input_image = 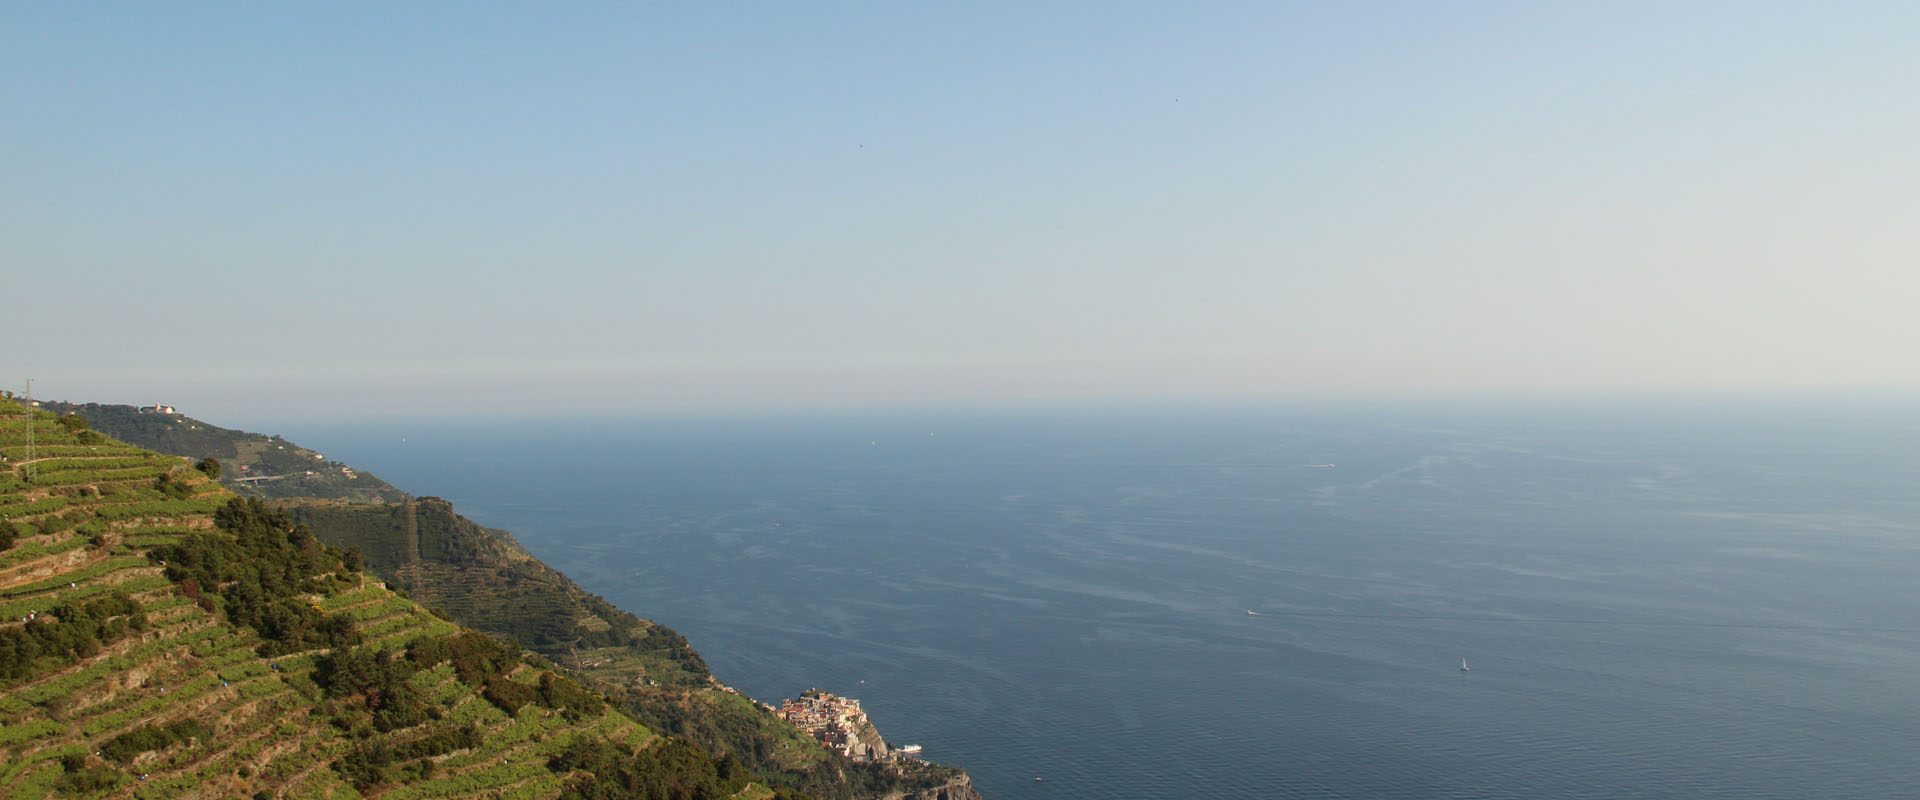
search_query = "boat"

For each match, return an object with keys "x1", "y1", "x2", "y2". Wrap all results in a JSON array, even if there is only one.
[
  {"x1": 1460, "y1": 658, "x2": 1469, "y2": 672},
  {"x1": 1246, "y1": 609, "x2": 1258, "y2": 616},
  {"x1": 898, "y1": 744, "x2": 922, "y2": 755}
]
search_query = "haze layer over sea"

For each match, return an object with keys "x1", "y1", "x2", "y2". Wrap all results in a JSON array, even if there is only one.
[{"x1": 289, "y1": 399, "x2": 1920, "y2": 799}]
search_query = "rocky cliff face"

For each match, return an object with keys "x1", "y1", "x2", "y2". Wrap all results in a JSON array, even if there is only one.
[{"x1": 845, "y1": 714, "x2": 889, "y2": 762}]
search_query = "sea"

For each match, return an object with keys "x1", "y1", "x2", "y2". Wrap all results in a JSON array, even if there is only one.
[{"x1": 280, "y1": 398, "x2": 1920, "y2": 799}]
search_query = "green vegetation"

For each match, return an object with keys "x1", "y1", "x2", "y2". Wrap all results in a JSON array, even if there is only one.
[
  {"x1": 54, "y1": 753, "x2": 125, "y2": 794},
  {"x1": 549, "y1": 737, "x2": 774, "y2": 800},
  {"x1": 151, "y1": 469, "x2": 196, "y2": 498},
  {"x1": 332, "y1": 722, "x2": 482, "y2": 791},
  {"x1": 148, "y1": 498, "x2": 359, "y2": 656},
  {"x1": 314, "y1": 644, "x2": 438, "y2": 731},
  {"x1": 100, "y1": 719, "x2": 210, "y2": 763},
  {"x1": 0, "y1": 591, "x2": 146, "y2": 686}
]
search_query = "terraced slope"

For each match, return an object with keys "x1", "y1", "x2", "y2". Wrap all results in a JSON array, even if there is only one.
[
  {"x1": 36, "y1": 402, "x2": 405, "y2": 504},
  {"x1": 0, "y1": 399, "x2": 781, "y2": 800}
]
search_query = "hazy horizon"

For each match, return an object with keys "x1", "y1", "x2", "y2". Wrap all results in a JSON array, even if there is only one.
[{"x1": 7, "y1": 3, "x2": 1917, "y2": 419}]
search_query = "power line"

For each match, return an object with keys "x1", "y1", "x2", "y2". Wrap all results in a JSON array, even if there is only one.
[{"x1": 22, "y1": 377, "x2": 31, "y2": 481}]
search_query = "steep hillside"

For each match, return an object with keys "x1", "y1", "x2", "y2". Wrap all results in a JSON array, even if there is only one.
[
  {"x1": 282, "y1": 500, "x2": 692, "y2": 666},
  {"x1": 37, "y1": 403, "x2": 406, "y2": 504},
  {"x1": 51, "y1": 402, "x2": 979, "y2": 800},
  {"x1": 0, "y1": 398, "x2": 790, "y2": 799}
]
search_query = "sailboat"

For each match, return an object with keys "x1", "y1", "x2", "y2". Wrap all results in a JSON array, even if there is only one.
[{"x1": 1460, "y1": 658, "x2": 1470, "y2": 673}]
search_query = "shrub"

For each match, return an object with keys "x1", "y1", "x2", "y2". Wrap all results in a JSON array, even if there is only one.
[
  {"x1": 153, "y1": 472, "x2": 195, "y2": 499},
  {"x1": 314, "y1": 646, "x2": 438, "y2": 732},
  {"x1": 100, "y1": 719, "x2": 209, "y2": 763},
  {"x1": 331, "y1": 722, "x2": 482, "y2": 791},
  {"x1": 55, "y1": 761, "x2": 124, "y2": 794},
  {"x1": 0, "y1": 591, "x2": 145, "y2": 686},
  {"x1": 538, "y1": 672, "x2": 604, "y2": 719},
  {"x1": 482, "y1": 676, "x2": 537, "y2": 714}
]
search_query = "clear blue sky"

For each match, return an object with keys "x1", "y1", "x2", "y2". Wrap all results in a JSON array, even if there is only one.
[{"x1": 6, "y1": 2, "x2": 1917, "y2": 420}]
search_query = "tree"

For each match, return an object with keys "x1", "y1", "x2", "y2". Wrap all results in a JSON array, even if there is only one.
[
  {"x1": 56, "y1": 414, "x2": 89, "y2": 433},
  {"x1": 195, "y1": 457, "x2": 222, "y2": 478}
]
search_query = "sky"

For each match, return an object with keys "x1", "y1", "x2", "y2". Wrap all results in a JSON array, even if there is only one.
[{"x1": 4, "y1": 2, "x2": 1917, "y2": 421}]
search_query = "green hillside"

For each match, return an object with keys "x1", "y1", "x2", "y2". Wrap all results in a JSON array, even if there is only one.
[
  {"x1": 46, "y1": 402, "x2": 977, "y2": 800},
  {"x1": 0, "y1": 397, "x2": 794, "y2": 800},
  {"x1": 36, "y1": 403, "x2": 406, "y2": 505}
]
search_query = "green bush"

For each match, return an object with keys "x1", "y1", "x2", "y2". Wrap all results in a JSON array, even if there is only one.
[
  {"x1": 100, "y1": 719, "x2": 209, "y2": 763},
  {"x1": 538, "y1": 672, "x2": 604, "y2": 719},
  {"x1": 0, "y1": 591, "x2": 145, "y2": 686},
  {"x1": 55, "y1": 759, "x2": 124, "y2": 794},
  {"x1": 153, "y1": 471, "x2": 195, "y2": 499},
  {"x1": 313, "y1": 645, "x2": 438, "y2": 731},
  {"x1": 482, "y1": 676, "x2": 538, "y2": 714},
  {"x1": 331, "y1": 722, "x2": 483, "y2": 791}
]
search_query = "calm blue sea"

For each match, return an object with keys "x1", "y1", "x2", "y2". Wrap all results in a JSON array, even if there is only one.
[{"x1": 281, "y1": 399, "x2": 1920, "y2": 799}]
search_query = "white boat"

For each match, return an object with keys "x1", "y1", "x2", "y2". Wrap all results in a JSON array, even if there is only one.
[
  {"x1": 1460, "y1": 658, "x2": 1470, "y2": 672},
  {"x1": 898, "y1": 744, "x2": 922, "y2": 755}
]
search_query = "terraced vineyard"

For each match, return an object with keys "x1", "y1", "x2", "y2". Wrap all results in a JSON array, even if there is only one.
[
  {"x1": 0, "y1": 399, "x2": 778, "y2": 800},
  {"x1": 33, "y1": 402, "x2": 406, "y2": 505}
]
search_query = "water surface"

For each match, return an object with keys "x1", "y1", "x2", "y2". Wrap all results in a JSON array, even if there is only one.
[{"x1": 287, "y1": 401, "x2": 1920, "y2": 799}]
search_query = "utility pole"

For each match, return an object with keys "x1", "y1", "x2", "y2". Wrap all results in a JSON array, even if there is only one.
[{"x1": 22, "y1": 378, "x2": 32, "y2": 480}]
